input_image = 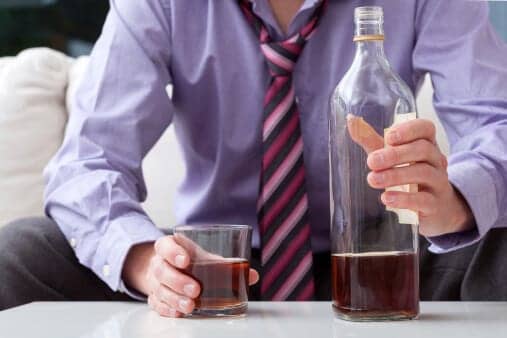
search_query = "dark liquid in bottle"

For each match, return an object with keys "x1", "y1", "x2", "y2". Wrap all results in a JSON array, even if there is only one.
[
  {"x1": 331, "y1": 251, "x2": 419, "y2": 320},
  {"x1": 185, "y1": 259, "x2": 250, "y2": 310}
]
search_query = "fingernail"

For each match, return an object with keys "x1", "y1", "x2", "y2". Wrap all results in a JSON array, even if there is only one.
[
  {"x1": 178, "y1": 298, "x2": 190, "y2": 311},
  {"x1": 184, "y1": 284, "x2": 196, "y2": 297},
  {"x1": 252, "y1": 272, "x2": 260, "y2": 285},
  {"x1": 175, "y1": 254, "x2": 186, "y2": 267},
  {"x1": 388, "y1": 130, "x2": 401, "y2": 143},
  {"x1": 382, "y1": 194, "x2": 396, "y2": 204},
  {"x1": 372, "y1": 153, "x2": 384, "y2": 166}
]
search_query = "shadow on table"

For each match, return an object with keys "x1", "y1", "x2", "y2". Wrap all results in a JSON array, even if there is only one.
[
  {"x1": 246, "y1": 307, "x2": 295, "y2": 317},
  {"x1": 417, "y1": 312, "x2": 463, "y2": 321}
]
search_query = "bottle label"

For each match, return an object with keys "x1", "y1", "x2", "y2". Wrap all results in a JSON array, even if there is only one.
[{"x1": 384, "y1": 113, "x2": 419, "y2": 225}]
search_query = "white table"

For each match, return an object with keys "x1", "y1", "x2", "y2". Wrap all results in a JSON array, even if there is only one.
[{"x1": 0, "y1": 302, "x2": 506, "y2": 338}]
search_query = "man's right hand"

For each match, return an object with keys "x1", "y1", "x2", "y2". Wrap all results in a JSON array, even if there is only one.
[
  {"x1": 122, "y1": 236, "x2": 201, "y2": 317},
  {"x1": 122, "y1": 235, "x2": 259, "y2": 318}
]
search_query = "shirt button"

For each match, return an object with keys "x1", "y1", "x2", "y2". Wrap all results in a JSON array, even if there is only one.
[
  {"x1": 103, "y1": 265, "x2": 111, "y2": 277},
  {"x1": 166, "y1": 84, "x2": 174, "y2": 100},
  {"x1": 69, "y1": 238, "x2": 77, "y2": 248}
]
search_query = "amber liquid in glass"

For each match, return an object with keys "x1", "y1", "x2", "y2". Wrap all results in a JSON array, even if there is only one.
[
  {"x1": 185, "y1": 258, "x2": 249, "y2": 310},
  {"x1": 331, "y1": 251, "x2": 419, "y2": 320}
]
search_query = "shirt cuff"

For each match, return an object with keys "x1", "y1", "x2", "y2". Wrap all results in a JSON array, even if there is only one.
[
  {"x1": 427, "y1": 159, "x2": 499, "y2": 253},
  {"x1": 91, "y1": 214, "x2": 165, "y2": 292},
  {"x1": 118, "y1": 280, "x2": 148, "y2": 302}
]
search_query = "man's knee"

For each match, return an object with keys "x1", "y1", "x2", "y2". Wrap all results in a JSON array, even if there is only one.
[
  {"x1": 0, "y1": 217, "x2": 66, "y2": 309},
  {"x1": 461, "y1": 228, "x2": 507, "y2": 300},
  {"x1": 0, "y1": 217, "x2": 63, "y2": 258},
  {"x1": 0, "y1": 217, "x2": 71, "y2": 273}
]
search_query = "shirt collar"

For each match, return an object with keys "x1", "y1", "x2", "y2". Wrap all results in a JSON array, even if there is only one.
[{"x1": 246, "y1": 0, "x2": 325, "y2": 39}]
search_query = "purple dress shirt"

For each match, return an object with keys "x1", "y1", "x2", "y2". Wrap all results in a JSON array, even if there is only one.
[{"x1": 44, "y1": 0, "x2": 507, "y2": 294}]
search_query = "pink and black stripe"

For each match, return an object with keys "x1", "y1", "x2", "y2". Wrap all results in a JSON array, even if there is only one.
[{"x1": 240, "y1": 0, "x2": 327, "y2": 301}]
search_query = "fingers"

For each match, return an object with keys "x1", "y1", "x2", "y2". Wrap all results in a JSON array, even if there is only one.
[
  {"x1": 346, "y1": 114, "x2": 384, "y2": 154},
  {"x1": 367, "y1": 163, "x2": 447, "y2": 191},
  {"x1": 151, "y1": 255, "x2": 201, "y2": 298},
  {"x1": 148, "y1": 294, "x2": 182, "y2": 317},
  {"x1": 148, "y1": 295, "x2": 183, "y2": 317},
  {"x1": 147, "y1": 252, "x2": 200, "y2": 317},
  {"x1": 385, "y1": 119, "x2": 436, "y2": 146},
  {"x1": 152, "y1": 282, "x2": 195, "y2": 315},
  {"x1": 368, "y1": 139, "x2": 447, "y2": 171},
  {"x1": 249, "y1": 269, "x2": 260, "y2": 286},
  {"x1": 381, "y1": 191, "x2": 437, "y2": 216},
  {"x1": 155, "y1": 236, "x2": 190, "y2": 269}
]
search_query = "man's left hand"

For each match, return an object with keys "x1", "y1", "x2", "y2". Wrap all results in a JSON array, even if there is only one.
[{"x1": 347, "y1": 116, "x2": 474, "y2": 237}]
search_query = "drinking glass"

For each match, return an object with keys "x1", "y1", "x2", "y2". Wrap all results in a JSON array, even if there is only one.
[{"x1": 173, "y1": 224, "x2": 252, "y2": 317}]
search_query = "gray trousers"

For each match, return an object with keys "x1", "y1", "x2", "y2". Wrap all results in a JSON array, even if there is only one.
[{"x1": 1, "y1": 217, "x2": 507, "y2": 311}]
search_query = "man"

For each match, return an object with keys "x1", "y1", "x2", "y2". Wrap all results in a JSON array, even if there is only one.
[{"x1": 1, "y1": 0, "x2": 507, "y2": 318}]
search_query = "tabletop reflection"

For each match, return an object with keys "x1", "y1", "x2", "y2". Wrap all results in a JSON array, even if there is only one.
[{"x1": 77, "y1": 302, "x2": 330, "y2": 338}]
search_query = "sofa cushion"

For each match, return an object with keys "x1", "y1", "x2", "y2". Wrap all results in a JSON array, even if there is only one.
[
  {"x1": 0, "y1": 57, "x2": 14, "y2": 72},
  {"x1": 0, "y1": 48, "x2": 72, "y2": 227}
]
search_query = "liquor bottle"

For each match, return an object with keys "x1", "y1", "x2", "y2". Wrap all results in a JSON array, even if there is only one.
[{"x1": 329, "y1": 6, "x2": 419, "y2": 321}]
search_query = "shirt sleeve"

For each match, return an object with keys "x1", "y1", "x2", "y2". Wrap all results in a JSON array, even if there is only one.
[
  {"x1": 413, "y1": 0, "x2": 507, "y2": 253},
  {"x1": 43, "y1": 0, "x2": 173, "y2": 291}
]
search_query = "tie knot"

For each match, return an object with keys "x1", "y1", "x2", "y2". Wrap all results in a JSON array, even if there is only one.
[
  {"x1": 240, "y1": 0, "x2": 328, "y2": 77},
  {"x1": 261, "y1": 38, "x2": 304, "y2": 77}
]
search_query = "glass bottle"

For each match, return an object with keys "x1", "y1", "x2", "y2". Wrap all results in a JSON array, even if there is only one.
[{"x1": 329, "y1": 6, "x2": 419, "y2": 321}]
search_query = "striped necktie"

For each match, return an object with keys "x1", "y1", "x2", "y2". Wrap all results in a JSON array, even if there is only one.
[{"x1": 239, "y1": 0, "x2": 327, "y2": 301}]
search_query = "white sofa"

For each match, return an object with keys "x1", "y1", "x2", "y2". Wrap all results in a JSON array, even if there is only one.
[{"x1": 0, "y1": 48, "x2": 448, "y2": 228}]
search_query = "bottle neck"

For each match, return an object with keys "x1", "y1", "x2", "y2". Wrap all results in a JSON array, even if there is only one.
[
  {"x1": 354, "y1": 19, "x2": 383, "y2": 37},
  {"x1": 354, "y1": 39, "x2": 386, "y2": 60},
  {"x1": 353, "y1": 20, "x2": 387, "y2": 62}
]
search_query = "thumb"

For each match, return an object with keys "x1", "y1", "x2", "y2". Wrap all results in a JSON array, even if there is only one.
[
  {"x1": 346, "y1": 114, "x2": 384, "y2": 154},
  {"x1": 248, "y1": 269, "x2": 260, "y2": 286}
]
